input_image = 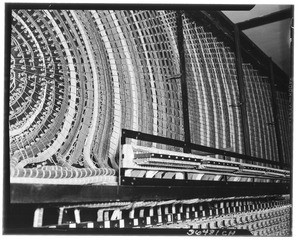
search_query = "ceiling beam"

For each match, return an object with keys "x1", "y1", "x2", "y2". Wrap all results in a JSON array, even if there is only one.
[
  {"x1": 237, "y1": 8, "x2": 293, "y2": 30},
  {"x1": 5, "y1": 3, "x2": 255, "y2": 11}
]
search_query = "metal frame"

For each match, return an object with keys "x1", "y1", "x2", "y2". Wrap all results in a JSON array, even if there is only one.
[
  {"x1": 10, "y1": 183, "x2": 290, "y2": 204},
  {"x1": 185, "y1": 10, "x2": 290, "y2": 93},
  {"x1": 121, "y1": 129, "x2": 289, "y2": 169},
  {"x1": 269, "y1": 59, "x2": 284, "y2": 164},
  {"x1": 8, "y1": 186, "x2": 289, "y2": 233},
  {"x1": 237, "y1": 8, "x2": 293, "y2": 30},
  {"x1": 121, "y1": 10, "x2": 292, "y2": 168},
  {"x1": 179, "y1": 10, "x2": 291, "y2": 167},
  {"x1": 5, "y1": 6, "x2": 292, "y2": 232},
  {"x1": 233, "y1": 25, "x2": 251, "y2": 157},
  {"x1": 176, "y1": 10, "x2": 191, "y2": 153}
]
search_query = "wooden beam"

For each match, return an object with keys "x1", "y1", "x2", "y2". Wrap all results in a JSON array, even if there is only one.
[{"x1": 237, "y1": 8, "x2": 293, "y2": 30}]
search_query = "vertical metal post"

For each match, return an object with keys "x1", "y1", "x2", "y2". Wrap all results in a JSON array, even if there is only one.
[
  {"x1": 288, "y1": 11, "x2": 293, "y2": 168},
  {"x1": 119, "y1": 130, "x2": 126, "y2": 185},
  {"x1": 269, "y1": 59, "x2": 284, "y2": 168},
  {"x1": 233, "y1": 25, "x2": 251, "y2": 157},
  {"x1": 176, "y1": 11, "x2": 191, "y2": 153}
]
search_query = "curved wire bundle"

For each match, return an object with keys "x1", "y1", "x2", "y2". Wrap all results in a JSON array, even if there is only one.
[{"x1": 9, "y1": 10, "x2": 291, "y2": 184}]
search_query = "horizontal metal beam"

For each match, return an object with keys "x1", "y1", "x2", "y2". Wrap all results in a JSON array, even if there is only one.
[
  {"x1": 5, "y1": 3, "x2": 255, "y2": 11},
  {"x1": 122, "y1": 129, "x2": 289, "y2": 168},
  {"x1": 10, "y1": 183, "x2": 290, "y2": 204},
  {"x1": 121, "y1": 175, "x2": 289, "y2": 187},
  {"x1": 237, "y1": 8, "x2": 293, "y2": 30}
]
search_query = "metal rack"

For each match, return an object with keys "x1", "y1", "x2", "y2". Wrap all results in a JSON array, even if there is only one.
[{"x1": 5, "y1": 4, "x2": 292, "y2": 233}]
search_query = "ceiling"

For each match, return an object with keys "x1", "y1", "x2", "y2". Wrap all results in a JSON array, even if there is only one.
[{"x1": 223, "y1": 5, "x2": 292, "y2": 75}]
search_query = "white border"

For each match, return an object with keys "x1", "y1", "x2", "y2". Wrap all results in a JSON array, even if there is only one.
[{"x1": 0, "y1": 1, "x2": 298, "y2": 241}]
